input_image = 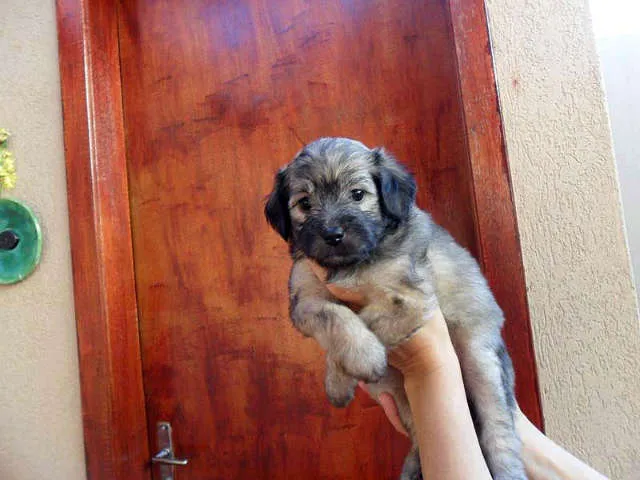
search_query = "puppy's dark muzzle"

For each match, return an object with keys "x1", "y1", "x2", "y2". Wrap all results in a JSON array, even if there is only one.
[{"x1": 322, "y1": 226, "x2": 344, "y2": 246}]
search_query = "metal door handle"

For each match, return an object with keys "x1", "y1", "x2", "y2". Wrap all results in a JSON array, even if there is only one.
[
  {"x1": 152, "y1": 422, "x2": 189, "y2": 480},
  {"x1": 152, "y1": 447, "x2": 189, "y2": 466}
]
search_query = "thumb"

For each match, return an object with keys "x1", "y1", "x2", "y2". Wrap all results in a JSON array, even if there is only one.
[
  {"x1": 378, "y1": 392, "x2": 409, "y2": 437},
  {"x1": 359, "y1": 382, "x2": 408, "y2": 437}
]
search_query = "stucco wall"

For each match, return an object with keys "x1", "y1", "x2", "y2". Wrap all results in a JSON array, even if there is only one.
[
  {"x1": 0, "y1": 2, "x2": 87, "y2": 480},
  {"x1": 485, "y1": 0, "x2": 640, "y2": 478}
]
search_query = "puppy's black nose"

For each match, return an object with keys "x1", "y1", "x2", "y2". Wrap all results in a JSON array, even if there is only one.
[{"x1": 322, "y1": 226, "x2": 344, "y2": 246}]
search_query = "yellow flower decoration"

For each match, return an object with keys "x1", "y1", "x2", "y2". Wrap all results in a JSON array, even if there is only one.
[{"x1": 0, "y1": 129, "x2": 17, "y2": 192}]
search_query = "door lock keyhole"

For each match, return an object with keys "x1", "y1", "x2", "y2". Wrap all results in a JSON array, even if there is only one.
[{"x1": 0, "y1": 230, "x2": 20, "y2": 251}]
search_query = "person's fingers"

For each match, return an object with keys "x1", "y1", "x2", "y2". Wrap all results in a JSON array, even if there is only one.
[
  {"x1": 307, "y1": 259, "x2": 367, "y2": 310},
  {"x1": 358, "y1": 382, "x2": 408, "y2": 437},
  {"x1": 378, "y1": 392, "x2": 409, "y2": 436},
  {"x1": 387, "y1": 309, "x2": 458, "y2": 379},
  {"x1": 307, "y1": 259, "x2": 328, "y2": 282}
]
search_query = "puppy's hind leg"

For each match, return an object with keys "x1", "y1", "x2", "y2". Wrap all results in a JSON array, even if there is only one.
[
  {"x1": 400, "y1": 445, "x2": 422, "y2": 480},
  {"x1": 365, "y1": 368, "x2": 421, "y2": 480},
  {"x1": 455, "y1": 337, "x2": 526, "y2": 480}
]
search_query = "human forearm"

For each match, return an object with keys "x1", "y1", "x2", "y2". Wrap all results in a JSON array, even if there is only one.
[
  {"x1": 515, "y1": 408, "x2": 609, "y2": 480},
  {"x1": 398, "y1": 318, "x2": 492, "y2": 480},
  {"x1": 307, "y1": 260, "x2": 608, "y2": 480}
]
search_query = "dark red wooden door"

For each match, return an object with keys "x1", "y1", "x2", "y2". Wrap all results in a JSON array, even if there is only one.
[{"x1": 116, "y1": 0, "x2": 539, "y2": 478}]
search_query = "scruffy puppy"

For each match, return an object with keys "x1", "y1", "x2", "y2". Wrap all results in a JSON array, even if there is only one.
[{"x1": 265, "y1": 137, "x2": 526, "y2": 480}]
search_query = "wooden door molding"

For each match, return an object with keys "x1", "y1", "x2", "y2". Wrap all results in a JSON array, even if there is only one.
[
  {"x1": 448, "y1": 0, "x2": 544, "y2": 427},
  {"x1": 56, "y1": 0, "x2": 542, "y2": 478},
  {"x1": 56, "y1": 1, "x2": 150, "y2": 479}
]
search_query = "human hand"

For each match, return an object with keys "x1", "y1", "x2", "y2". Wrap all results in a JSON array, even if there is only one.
[
  {"x1": 357, "y1": 310, "x2": 458, "y2": 437},
  {"x1": 308, "y1": 259, "x2": 459, "y2": 433},
  {"x1": 310, "y1": 259, "x2": 608, "y2": 480},
  {"x1": 358, "y1": 382, "x2": 409, "y2": 436},
  {"x1": 307, "y1": 260, "x2": 367, "y2": 311},
  {"x1": 307, "y1": 259, "x2": 457, "y2": 378}
]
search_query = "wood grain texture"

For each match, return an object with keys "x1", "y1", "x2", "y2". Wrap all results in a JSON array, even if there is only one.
[
  {"x1": 56, "y1": 0, "x2": 150, "y2": 478},
  {"x1": 448, "y1": 0, "x2": 544, "y2": 429},
  {"x1": 117, "y1": 0, "x2": 477, "y2": 478}
]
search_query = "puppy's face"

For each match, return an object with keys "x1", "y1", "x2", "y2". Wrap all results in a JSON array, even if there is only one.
[{"x1": 265, "y1": 138, "x2": 416, "y2": 268}]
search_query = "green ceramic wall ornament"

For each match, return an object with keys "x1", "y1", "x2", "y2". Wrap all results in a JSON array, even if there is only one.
[{"x1": 0, "y1": 129, "x2": 42, "y2": 284}]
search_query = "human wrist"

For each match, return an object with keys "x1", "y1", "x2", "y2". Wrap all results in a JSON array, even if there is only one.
[
  {"x1": 389, "y1": 309, "x2": 459, "y2": 380},
  {"x1": 400, "y1": 341, "x2": 460, "y2": 388}
]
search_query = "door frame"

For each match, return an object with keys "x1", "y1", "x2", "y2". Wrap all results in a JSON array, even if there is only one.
[{"x1": 56, "y1": 0, "x2": 543, "y2": 478}]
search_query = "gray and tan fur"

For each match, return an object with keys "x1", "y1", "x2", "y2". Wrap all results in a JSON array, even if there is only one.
[{"x1": 265, "y1": 137, "x2": 525, "y2": 480}]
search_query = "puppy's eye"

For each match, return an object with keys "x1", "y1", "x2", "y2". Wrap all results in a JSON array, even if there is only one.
[
  {"x1": 351, "y1": 189, "x2": 365, "y2": 202},
  {"x1": 298, "y1": 197, "x2": 312, "y2": 211}
]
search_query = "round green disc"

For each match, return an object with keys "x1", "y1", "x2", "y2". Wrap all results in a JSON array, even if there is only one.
[{"x1": 0, "y1": 198, "x2": 42, "y2": 284}]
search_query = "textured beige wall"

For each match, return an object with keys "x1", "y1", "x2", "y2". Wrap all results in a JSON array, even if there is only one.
[
  {"x1": 0, "y1": 1, "x2": 87, "y2": 480},
  {"x1": 486, "y1": 0, "x2": 640, "y2": 478}
]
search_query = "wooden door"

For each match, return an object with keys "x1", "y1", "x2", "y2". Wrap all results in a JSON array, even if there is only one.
[{"x1": 57, "y1": 0, "x2": 542, "y2": 478}]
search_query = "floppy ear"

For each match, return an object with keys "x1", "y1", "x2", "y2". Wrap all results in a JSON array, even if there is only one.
[
  {"x1": 372, "y1": 148, "x2": 416, "y2": 227},
  {"x1": 264, "y1": 168, "x2": 291, "y2": 241}
]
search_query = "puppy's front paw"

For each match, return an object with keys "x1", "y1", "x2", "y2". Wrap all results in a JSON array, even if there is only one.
[
  {"x1": 325, "y1": 377, "x2": 356, "y2": 408},
  {"x1": 335, "y1": 332, "x2": 387, "y2": 383},
  {"x1": 325, "y1": 357, "x2": 358, "y2": 407}
]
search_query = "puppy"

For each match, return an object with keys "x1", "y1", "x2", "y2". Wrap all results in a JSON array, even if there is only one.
[{"x1": 265, "y1": 137, "x2": 526, "y2": 480}]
